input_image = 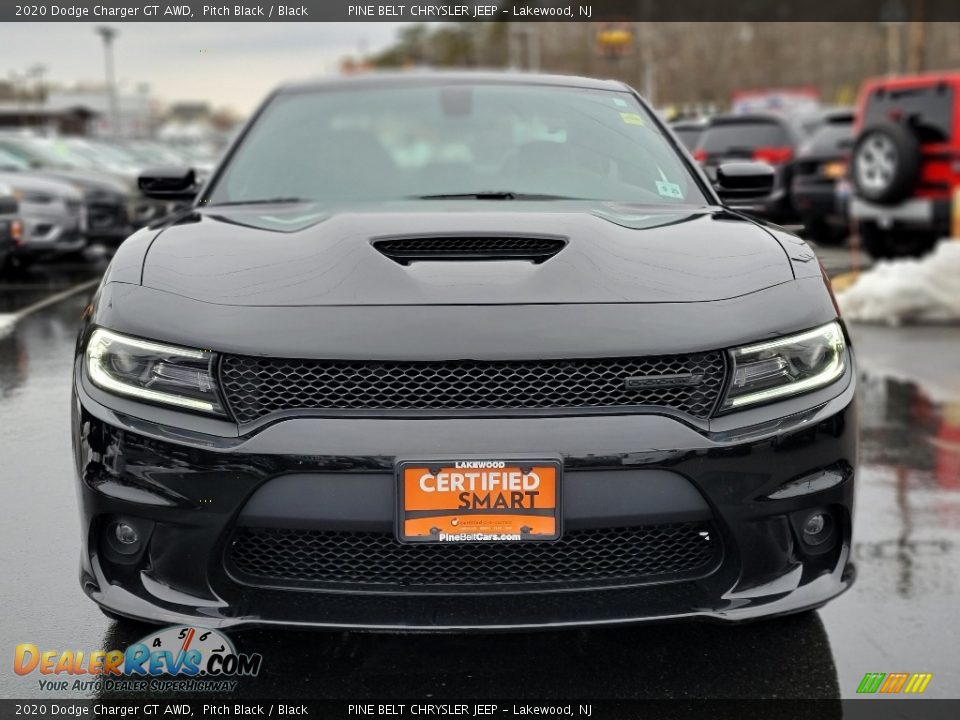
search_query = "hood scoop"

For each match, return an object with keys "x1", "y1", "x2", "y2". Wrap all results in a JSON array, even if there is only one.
[{"x1": 373, "y1": 235, "x2": 567, "y2": 265}]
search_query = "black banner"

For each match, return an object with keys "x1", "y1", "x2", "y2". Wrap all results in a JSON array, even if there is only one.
[
  {"x1": 6, "y1": 0, "x2": 960, "y2": 23},
  {"x1": 2, "y1": 699, "x2": 960, "y2": 719}
]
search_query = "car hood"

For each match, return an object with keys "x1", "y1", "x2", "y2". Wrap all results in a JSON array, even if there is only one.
[{"x1": 140, "y1": 202, "x2": 794, "y2": 306}]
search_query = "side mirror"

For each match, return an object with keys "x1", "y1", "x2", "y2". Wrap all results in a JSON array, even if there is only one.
[
  {"x1": 138, "y1": 167, "x2": 199, "y2": 201},
  {"x1": 714, "y1": 162, "x2": 775, "y2": 200}
]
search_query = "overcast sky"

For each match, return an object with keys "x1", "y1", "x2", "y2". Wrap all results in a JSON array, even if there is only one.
[{"x1": 2, "y1": 23, "x2": 404, "y2": 115}]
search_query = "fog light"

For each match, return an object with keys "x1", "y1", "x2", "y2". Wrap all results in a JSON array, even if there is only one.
[
  {"x1": 101, "y1": 517, "x2": 154, "y2": 564},
  {"x1": 803, "y1": 514, "x2": 825, "y2": 536},
  {"x1": 114, "y1": 522, "x2": 139, "y2": 546},
  {"x1": 801, "y1": 512, "x2": 832, "y2": 546}
]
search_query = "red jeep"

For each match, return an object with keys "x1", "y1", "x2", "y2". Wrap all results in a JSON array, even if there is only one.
[{"x1": 850, "y1": 72, "x2": 960, "y2": 258}]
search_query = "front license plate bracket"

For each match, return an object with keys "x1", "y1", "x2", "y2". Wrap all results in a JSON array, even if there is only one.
[{"x1": 396, "y1": 458, "x2": 562, "y2": 544}]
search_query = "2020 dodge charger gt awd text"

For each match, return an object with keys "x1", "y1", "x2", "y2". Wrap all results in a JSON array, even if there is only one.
[{"x1": 73, "y1": 73, "x2": 857, "y2": 630}]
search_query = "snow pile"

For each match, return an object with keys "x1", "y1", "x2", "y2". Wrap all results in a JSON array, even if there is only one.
[{"x1": 837, "y1": 242, "x2": 960, "y2": 325}]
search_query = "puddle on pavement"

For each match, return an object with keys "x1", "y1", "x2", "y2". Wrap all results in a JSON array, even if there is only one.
[
  {"x1": 0, "y1": 258, "x2": 105, "y2": 313},
  {"x1": 855, "y1": 372, "x2": 960, "y2": 599}
]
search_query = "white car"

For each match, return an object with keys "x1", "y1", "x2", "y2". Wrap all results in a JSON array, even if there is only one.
[
  {"x1": 0, "y1": 182, "x2": 20, "y2": 269},
  {"x1": 0, "y1": 169, "x2": 85, "y2": 266}
]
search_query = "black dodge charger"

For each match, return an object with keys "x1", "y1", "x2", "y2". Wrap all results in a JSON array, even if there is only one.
[{"x1": 73, "y1": 73, "x2": 857, "y2": 630}]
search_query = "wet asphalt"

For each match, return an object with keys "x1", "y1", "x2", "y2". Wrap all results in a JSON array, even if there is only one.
[{"x1": 0, "y1": 247, "x2": 958, "y2": 701}]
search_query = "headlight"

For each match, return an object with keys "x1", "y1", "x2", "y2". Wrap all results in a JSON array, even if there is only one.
[
  {"x1": 86, "y1": 328, "x2": 226, "y2": 416},
  {"x1": 722, "y1": 321, "x2": 846, "y2": 410}
]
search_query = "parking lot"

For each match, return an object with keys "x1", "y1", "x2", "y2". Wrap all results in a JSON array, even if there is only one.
[{"x1": 1, "y1": 244, "x2": 958, "y2": 701}]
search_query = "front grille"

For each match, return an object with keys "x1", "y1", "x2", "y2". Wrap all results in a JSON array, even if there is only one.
[
  {"x1": 87, "y1": 203, "x2": 127, "y2": 230},
  {"x1": 219, "y1": 352, "x2": 726, "y2": 423},
  {"x1": 227, "y1": 523, "x2": 720, "y2": 591}
]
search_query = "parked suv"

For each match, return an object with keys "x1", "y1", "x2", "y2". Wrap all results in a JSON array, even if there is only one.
[
  {"x1": 0, "y1": 183, "x2": 20, "y2": 270},
  {"x1": 792, "y1": 109, "x2": 854, "y2": 246},
  {"x1": 850, "y1": 72, "x2": 960, "y2": 258},
  {"x1": 0, "y1": 135, "x2": 133, "y2": 247},
  {"x1": 668, "y1": 117, "x2": 710, "y2": 151},
  {"x1": 693, "y1": 113, "x2": 803, "y2": 223},
  {"x1": 0, "y1": 168, "x2": 86, "y2": 266}
]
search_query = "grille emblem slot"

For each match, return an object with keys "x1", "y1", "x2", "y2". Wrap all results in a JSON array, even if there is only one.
[{"x1": 624, "y1": 373, "x2": 704, "y2": 390}]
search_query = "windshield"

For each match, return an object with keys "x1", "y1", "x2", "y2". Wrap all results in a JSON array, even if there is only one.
[
  {"x1": 808, "y1": 124, "x2": 853, "y2": 155},
  {"x1": 0, "y1": 147, "x2": 29, "y2": 171},
  {"x1": 863, "y1": 85, "x2": 954, "y2": 143},
  {"x1": 0, "y1": 138, "x2": 87, "y2": 170},
  {"x1": 672, "y1": 127, "x2": 703, "y2": 150},
  {"x1": 66, "y1": 140, "x2": 135, "y2": 167},
  {"x1": 123, "y1": 141, "x2": 189, "y2": 165},
  {"x1": 206, "y1": 83, "x2": 707, "y2": 206},
  {"x1": 31, "y1": 140, "x2": 100, "y2": 170},
  {"x1": 700, "y1": 121, "x2": 789, "y2": 153}
]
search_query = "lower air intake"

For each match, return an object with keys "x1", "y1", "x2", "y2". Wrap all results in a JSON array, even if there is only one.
[{"x1": 227, "y1": 523, "x2": 720, "y2": 592}]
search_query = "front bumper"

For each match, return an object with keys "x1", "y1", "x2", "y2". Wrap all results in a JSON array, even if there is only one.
[
  {"x1": 16, "y1": 218, "x2": 85, "y2": 256},
  {"x1": 73, "y1": 357, "x2": 858, "y2": 631},
  {"x1": 85, "y1": 200, "x2": 133, "y2": 245},
  {"x1": 850, "y1": 196, "x2": 950, "y2": 231},
  {"x1": 792, "y1": 181, "x2": 849, "y2": 230},
  {"x1": 0, "y1": 219, "x2": 13, "y2": 262}
]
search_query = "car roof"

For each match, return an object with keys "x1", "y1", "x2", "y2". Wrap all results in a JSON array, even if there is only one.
[
  {"x1": 709, "y1": 112, "x2": 791, "y2": 126},
  {"x1": 276, "y1": 70, "x2": 632, "y2": 95},
  {"x1": 861, "y1": 71, "x2": 960, "y2": 93},
  {"x1": 670, "y1": 118, "x2": 710, "y2": 130}
]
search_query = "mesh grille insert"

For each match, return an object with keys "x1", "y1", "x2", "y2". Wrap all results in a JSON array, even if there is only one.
[
  {"x1": 227, "y1": 523, "x2": 720, "y2": 591},
  {"x1": 219, "y1": 352, "x2": 726, "y2": 423}
]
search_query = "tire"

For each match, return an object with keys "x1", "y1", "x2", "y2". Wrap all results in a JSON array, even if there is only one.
[
  {"x1": 804, "y1": 218, "x2": 848, "y2": 247},
  {"x1": 851, "y1": 123, "x2": 921, "y2": 205},
  {"x1": 859, "y1": 222, "x2": 938, "y2": 259}
]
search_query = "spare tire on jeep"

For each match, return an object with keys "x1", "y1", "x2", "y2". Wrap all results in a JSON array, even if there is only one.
[{"x1": 852, "y1": 122, "x2": 921, "y2": 204}]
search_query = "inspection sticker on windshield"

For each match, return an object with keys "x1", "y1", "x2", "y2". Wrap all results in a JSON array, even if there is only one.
[
  {"x1": 397, "y1": 459, "x2": 561, "y2": 543},
  {"x1": 656, "y1": 168, "x2": 684, "y2": 199},
  {"x1": 618, "y1": 112, "x2": 645, "y2": 126},
  {"x1": 656, "y1": 180, "x2": 684, "y2": 199}
]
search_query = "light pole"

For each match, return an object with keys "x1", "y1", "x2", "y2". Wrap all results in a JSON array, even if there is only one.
[
  {"x1": 27, "y1": 63, "x2": 46, "y2": 108},
  {"x1": 95, "y1": 26, "x2": 120, "y2": 138},
  {"x1": 880, "y1": 0, "x2": 907, "y2": 76}
]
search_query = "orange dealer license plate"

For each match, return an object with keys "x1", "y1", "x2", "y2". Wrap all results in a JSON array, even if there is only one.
[{"x1": 397, "y1": 459, "x2": 562, "y2": 543}]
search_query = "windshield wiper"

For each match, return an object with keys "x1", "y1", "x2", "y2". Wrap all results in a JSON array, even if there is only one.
[
  {"x1": 413, "y1": 191, "x2": 575, "y2": 201},
  {"x1": 207, "y1": 197, "x2": 312, "y2": 207}
]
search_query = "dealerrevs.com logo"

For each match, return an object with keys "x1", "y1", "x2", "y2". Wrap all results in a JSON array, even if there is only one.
[{"x1": 14, "y1": 626, "x2": 262, "y2": 693}]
